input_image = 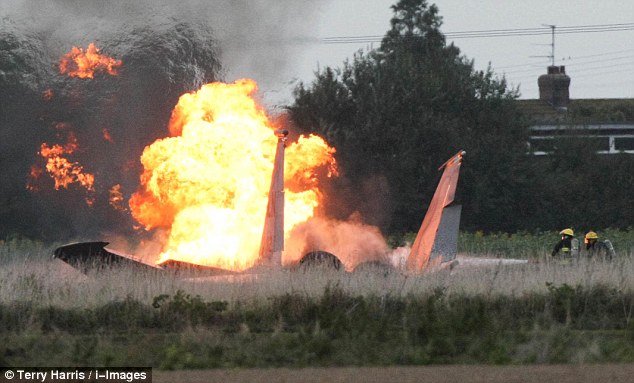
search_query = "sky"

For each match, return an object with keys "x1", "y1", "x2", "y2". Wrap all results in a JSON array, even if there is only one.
[{"x1": 220, "y1": 0, "x2": 634, "y2": 109}]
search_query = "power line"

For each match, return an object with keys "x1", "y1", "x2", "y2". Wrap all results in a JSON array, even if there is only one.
[
  {"x1": 481, "y1": 48, "x2": 634, "y2": 71},
  {"x1": 495, "y1": 60, "x2": 551, "y2": 70},
  {"x1": 521, "y1": 74, "x2": 634, "y2": 92},
  {"x1": 567, "y1": 65, "x2": 634, "y2": 78},
  {"x1": 563, "y1": 47, "x2": 634, "y2": 61},
  {"x1": 317, "y1": 22, "x2": 634, "y2": 98},
  {"x1": 321, "y1": 22, "x2": 634, "y2": 44},
  {"x1": 564, "y1": 54, "x2": 634, "y2": 68},
  {"x1": 481, "y1": 52, "x2": 633, "y2": 82},
  {"x1": 501, "y1": 54, "x2": 634, "y2": 76},
  {"x1": 495, "y1": 61, "x2": 634, "y2": 95}
]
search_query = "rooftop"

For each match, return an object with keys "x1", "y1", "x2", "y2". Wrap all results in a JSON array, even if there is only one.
[{"x1": 517, "y1": 98, "x2": 634, "y2": 125}]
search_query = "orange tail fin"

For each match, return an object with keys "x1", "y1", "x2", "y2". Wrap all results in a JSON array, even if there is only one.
[{"x1": 406, "y1": 151, "x2": 465, "y2": 273}]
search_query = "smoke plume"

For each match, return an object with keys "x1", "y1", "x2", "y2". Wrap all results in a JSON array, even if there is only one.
[
  {"x1": 285, "y1": 214, "x2": 390, "y2": 270},
  {"x1": 0, "y1": 0, "x2": 324, "y2": 242}
]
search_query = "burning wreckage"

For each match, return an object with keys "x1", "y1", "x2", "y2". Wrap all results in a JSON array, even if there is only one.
[
  {"x1": 45, "y1": 63, "x2": 463, "y2": 276},
  {"x1": 54, "y1": 140, "x2": 466, "y2": 276}
]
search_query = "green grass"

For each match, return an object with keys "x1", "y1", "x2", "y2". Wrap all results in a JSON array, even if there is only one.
[
  {"x1": 1, "y1": 284, "x2": 634, "y2": 367},
  {"x1": 1, "y1": 233, "x2": 634, "y2": 368},
  {"x1": 457, "y1": 228, "x2": 634, "y2": 259}
]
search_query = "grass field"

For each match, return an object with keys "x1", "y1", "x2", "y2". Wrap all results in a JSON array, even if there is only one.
[{"x1": 1, "y1": 230, "x2": 633, "y2": 368}]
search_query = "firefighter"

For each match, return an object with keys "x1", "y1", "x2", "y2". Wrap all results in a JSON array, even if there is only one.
[
  {"x1": 551, "y1": 228, "x2": 578, "y2": 257},
  {"x1": 584, "y1": 230, "x2": 616, "y2": 260}
]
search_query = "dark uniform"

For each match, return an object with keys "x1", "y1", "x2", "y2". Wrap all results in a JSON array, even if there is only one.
[
  {"x1": 552, "y1": 228, "x2": 576, "y2": 257},
  {"x1": 584, "y1": 231, "x2": 615, "y2": 260}
]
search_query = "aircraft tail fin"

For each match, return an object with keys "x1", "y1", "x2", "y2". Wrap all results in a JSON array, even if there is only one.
[
  {"x1": 258, "y1": 129, "x2": 288, "y2": 266},
  {"x1": 406, "y1": 150, "x2": 465, "y2": 273}
]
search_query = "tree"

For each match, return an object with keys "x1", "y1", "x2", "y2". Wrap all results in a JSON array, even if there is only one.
[{"x1": 288, "y1": 0, "x2": 529, "y2": 234}]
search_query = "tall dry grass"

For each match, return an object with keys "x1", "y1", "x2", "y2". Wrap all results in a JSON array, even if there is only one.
[
  {"x1": 1, "y1": 237, "x2": 633, "y2": 309},
  {"x1": 2, "y1": 237, "x2": 634, "y2": 367}
]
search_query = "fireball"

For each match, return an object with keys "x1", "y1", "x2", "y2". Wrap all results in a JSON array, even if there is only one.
[{"x1": 130, "y1": 79, "x2": 336, "y2": 271}]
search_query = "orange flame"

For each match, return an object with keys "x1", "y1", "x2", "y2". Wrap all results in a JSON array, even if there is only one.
[
  {"x1": 102, "y1": 128, "x2": 113, "y2": 143},
  {"x1": 109, "y1": 184, "x2": 127, "y2": 212},
  {"x1": 26, "y1": 166, "x2": 43, "y2": 191},
  {"x1": 38, "y1": 133, "x2": 95, "y2": 192},
  {"x1": 54, "y1": 122, "x2": 71, "y2": 131},
  {"x1": 59, "y1": 43, "x2": 122, "y2": 78},
  {"x1": 42, "y1": 89, "x2": 54, "y2": 101},
  {"x1": 130, "y1": 79, "x2": 336, "y2": 271}
]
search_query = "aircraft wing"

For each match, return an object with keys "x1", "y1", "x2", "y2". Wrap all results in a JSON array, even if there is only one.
[
  {"x1": 158, "y1": 259, "x2": 238, "y2": 275},
  {"x1": 53, "y1": 241, "x2": 163, "y2": 273},
  {"x1": 53, "y1": 241, "x2": 240, "y2": 276}
]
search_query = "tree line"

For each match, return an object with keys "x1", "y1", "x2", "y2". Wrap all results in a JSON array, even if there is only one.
[{"x1": 287, "y1": 0, "x2": 634, "y2": 235}]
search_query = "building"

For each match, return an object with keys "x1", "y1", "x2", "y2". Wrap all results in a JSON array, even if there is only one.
[{"x1": 517, "y1": 65, "x2": 634, "y2": 155}]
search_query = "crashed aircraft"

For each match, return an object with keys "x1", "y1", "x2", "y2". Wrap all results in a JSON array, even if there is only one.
[{"x1": 54, "y1": 129, "x2": 465, "y2": 276}]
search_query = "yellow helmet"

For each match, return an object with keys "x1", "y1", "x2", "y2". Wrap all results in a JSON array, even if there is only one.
[
  {"x1": 585, "y1": 231, "x2": 598, "y2": 240},
  {"x1": 560, "y1": 228, "x2": 574, "y2": 236}
]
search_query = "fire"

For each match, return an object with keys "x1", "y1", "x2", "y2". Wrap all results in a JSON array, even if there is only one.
[
  {"x1": 59, "y1": 43, "x2": 122, "y2": 79},
  {"x1": 26, "y1": 166, "x2": 43, "y2": 191},
  {"x1": 130, "y1": 79, "x2": 336, "y2": 271},
  {"x1": 42, "y1": 89, "x2": 54, "y2": 101},
  {"x1": 102, "y1": 128, "x2": 113, "y2": 143},
  {"x1": 28, "y1": 119, "x2": 95, "y2": 205},
  {"x1": 38, "y1": 133, "x2": 95, "y2": 193},
  {"x1": 109, "y1": 184, "x2": 127, "y2": 212}
]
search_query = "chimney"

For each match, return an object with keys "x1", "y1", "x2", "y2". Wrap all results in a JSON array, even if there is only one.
[{"x1": 538, "y1": 65, "x2": 571, "y2": 108}]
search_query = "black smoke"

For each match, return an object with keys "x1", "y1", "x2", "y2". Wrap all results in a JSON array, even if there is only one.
[{"x1": 0, "y1": 0, "x2": 323, "y2": 242}]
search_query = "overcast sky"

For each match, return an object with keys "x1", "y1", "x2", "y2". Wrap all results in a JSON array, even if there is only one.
[
  {"x1": 4, "y1": 0, "x2": 629, "y2": 109},
  {"x1": 223, "y1": 0, "x2": 634, "y2": 109}
]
